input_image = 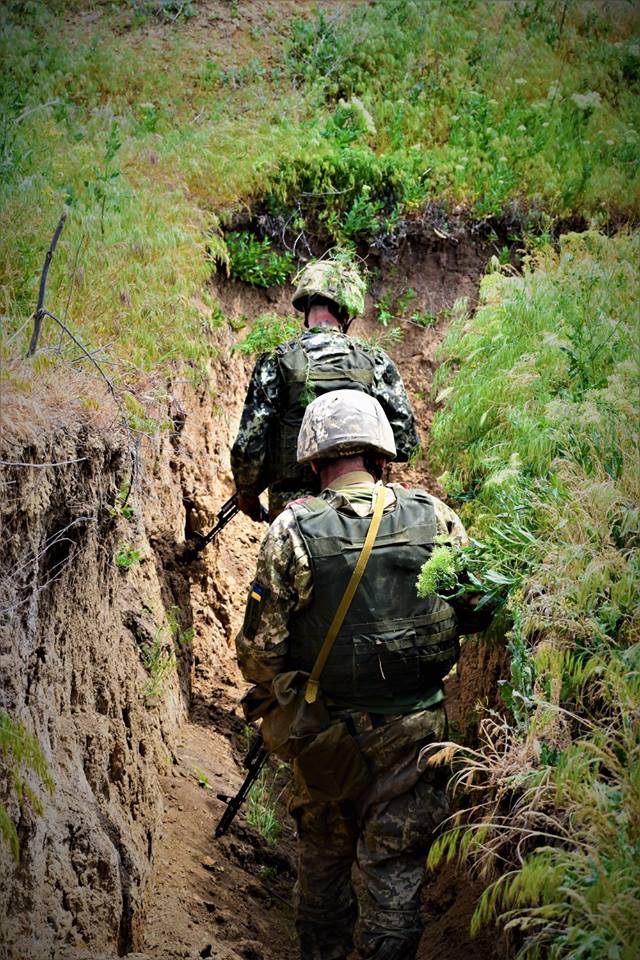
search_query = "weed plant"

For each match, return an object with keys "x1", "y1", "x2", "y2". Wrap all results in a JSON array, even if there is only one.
[
  {"x1": 226, "y1": 231, "x2": 295, "y2": 287},
  {"x1": 115, "y1": 544, "x2": 141, "y2": 570},
  {"x1": 233, "y1": 313, "x2": 302, "y2": 355},
  {"x1": 0, "y1": 710, "x2": 55, "y2": 861},
  {"x1": 422, "y1": 231, "x2": 640, "y2": 957},
  {"x1": 138, "y1": 626, "x2": 176, "y2": 705},
  {"x1": 246, "y1": 762, "x2": 284, "y2": 846}
]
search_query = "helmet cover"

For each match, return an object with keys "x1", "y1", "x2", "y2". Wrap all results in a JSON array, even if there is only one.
[
  {"x1": 292, "y1": 257, "x2": 366, "y2": 319},
  {"x1": 297, "y1": 389, "x2": 397, "y2": 464}
]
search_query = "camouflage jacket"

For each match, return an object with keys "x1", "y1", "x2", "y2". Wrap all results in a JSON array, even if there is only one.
[
  {"x1": 236, "y1": 474, "x2": 485, "y2": 699},
  {"x1": 230, "y1": 327, "x2": 420, "y2": 500}
]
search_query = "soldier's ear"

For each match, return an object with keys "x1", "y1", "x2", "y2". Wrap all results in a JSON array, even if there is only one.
[{"x1": 310, "y1": 462, "x2": 319, "y2": 475}]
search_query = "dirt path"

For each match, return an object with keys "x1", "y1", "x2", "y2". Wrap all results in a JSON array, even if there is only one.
[{"x1": 138, "y1": 235, "x2": 508, "y2": 960}]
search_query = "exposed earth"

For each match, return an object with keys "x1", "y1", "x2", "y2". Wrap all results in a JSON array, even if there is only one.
[{"x1": 133, "y1": 233, "x2": 510, "y2": 960}]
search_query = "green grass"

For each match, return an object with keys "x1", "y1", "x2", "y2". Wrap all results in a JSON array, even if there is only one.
[
  {"x1": 0, "y1": 710, "x2": 55, "y2": 862},
  {"x1": 423, "y1": 231, "x2": 640, "y2": 957},
  {"x1": 1, "y1": 0, "x2": 639, "y2": 391}
]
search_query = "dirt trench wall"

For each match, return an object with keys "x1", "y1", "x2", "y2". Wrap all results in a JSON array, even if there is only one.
[{"x1": 0, "y1": 327, "x2": 254, "y2": 960}]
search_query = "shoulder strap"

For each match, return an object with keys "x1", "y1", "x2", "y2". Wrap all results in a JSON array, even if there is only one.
[{"x1": 304, "y1": 483, "x2": 386, "y2": 704}]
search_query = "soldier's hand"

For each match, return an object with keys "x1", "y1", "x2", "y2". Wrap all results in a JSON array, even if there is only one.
[{"x1": 237, "y1": 493, "x2": 264, "y2": 522}]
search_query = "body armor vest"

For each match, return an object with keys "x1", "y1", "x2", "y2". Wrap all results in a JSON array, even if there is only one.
[
  {"x1": 287, "y1": 489, "x2": 460, "y2": 709},
  {"x1": 267, "y1": 331, "x2": 376, "y2": 489}
]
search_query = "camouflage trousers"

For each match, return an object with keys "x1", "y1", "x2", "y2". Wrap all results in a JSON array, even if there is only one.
[{"x1": 288, "y1": 705, "x2": 449, "y2": 960}]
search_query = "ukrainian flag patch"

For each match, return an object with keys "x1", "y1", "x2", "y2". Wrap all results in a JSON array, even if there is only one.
[{"x1": 243, "y1": 581, "x2": 269, "y2": 639}]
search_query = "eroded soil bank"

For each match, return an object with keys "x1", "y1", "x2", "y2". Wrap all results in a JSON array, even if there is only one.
[{"x1": 1, "y1": 231, "x2": 508, "y2": 960}]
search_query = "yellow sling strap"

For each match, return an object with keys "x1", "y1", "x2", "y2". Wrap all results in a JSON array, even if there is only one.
[{"x1": 304, "y1": 482, "x2": 387, "y2": 704}]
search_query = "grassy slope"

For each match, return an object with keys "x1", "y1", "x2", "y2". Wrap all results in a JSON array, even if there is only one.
[
  {"x1": 1, "y1": 2, "x2": 639, "y2": 955},
  {"x1": 1, "y1": 0, "x2": 639, "y2": 373}
]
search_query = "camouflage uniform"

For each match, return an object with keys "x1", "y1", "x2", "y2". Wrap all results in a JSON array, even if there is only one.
[
  {"x1": 230, "y1": 328, "x2": 420, "y2": 519},
  {"x1": 236, "y1": 475, "x2": 484, "y2": 960}
]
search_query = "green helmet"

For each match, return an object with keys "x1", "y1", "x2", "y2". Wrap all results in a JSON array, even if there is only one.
[
  {"x1": 297, "y1": 389, "x2": 397, "y2": 464},
  {"x1": 292, "y1": 257, "x2": 367, "y2": 321}
]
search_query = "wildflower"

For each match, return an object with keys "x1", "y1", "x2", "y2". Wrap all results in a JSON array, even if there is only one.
[
  {"x1": 518, "y1": 125, "x2": 527, "y2": 132},
  {"x1": 542, "y1": 122, "x2": 549, "y2": 128},
  {"x1": 514, "y1": 77, "x2": 527, "y2": 85},
  {"x1": 571, "y1": 91, "x2": 602, "y2": 111}
]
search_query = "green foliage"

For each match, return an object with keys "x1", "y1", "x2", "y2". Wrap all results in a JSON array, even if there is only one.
[
  {"x1": 246, "y1": 762, "x2": 283, "y2": 845},
  {"x1": 110, "y1": 484, "x2": 135, "y2": 520},
  {"x1": 115, "y1": 544, "x2": 142, "y2": 570},
  {"x1": 225, "y1": 231, "x2": 294, "y2": 287},
  {"x1": 1, "y1": 0, "x2": 639, "y2": 385},
  {"x1": 427, "y1": 231, "x2": 640, "y2": 954},
  {"x1": 193, "y1": 766, "x2": 211, "y2": 788},
  {"x1": 233, "y1": 312, "x2": 302, "y2": 355},
  {"x1": 416, "y1": 545, "x2": 460, "y2": 598},
  {"x1": 0, "y1": 710, "x2": 55, "y2": 862},
  {"x1": 138, "y1": 626, "x2": 176, "y2": 705}
]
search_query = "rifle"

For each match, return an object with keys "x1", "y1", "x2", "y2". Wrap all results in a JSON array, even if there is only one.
[
  {"x1": 184, "y1": 493, "x2": 268, "y2": 562},
  {"x1": 215, "y1": 733, "x2": 268, "y2": 838}
]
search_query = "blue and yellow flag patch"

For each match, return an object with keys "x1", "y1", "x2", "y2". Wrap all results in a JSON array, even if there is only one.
[{"x1": 242, "y1": 581, "x2": 269, "y2": 640}]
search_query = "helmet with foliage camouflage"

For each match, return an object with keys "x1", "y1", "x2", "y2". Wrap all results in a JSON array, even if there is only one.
[
  {"x1": 297, "y1": 389, "x2": 396, "y2": 464},
  {"x1": 292, "y1": 255, "x2": 367, "y2": 321}
]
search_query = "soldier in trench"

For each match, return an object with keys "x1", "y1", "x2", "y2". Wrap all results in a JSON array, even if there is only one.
[
  {"x1": 230, "y1": 255, "x2": 420, "y2": 521},
  {"x1": 235, "y1": 390, "x2": 493, "y2": 960}
]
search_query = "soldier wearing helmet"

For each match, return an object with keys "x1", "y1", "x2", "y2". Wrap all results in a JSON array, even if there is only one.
[
  {"x1": 231, "y1": 255, "x2": 420, "y2": 521},
  {"x1": 236, "y1": 391, "x2": 492, "y2": 960}
]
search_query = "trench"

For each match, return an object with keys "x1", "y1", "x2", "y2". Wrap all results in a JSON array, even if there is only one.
[
  {"x1": 0, "y1": 230, "x2": 510, "y2": 960},
  {"x1": 134, "y1": 231, "x2": 512, "y2": 960}
]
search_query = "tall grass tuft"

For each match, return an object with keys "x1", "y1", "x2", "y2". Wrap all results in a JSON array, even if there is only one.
[{"x1": 424, "y1": 231, "x2": 640, "y2": 957}]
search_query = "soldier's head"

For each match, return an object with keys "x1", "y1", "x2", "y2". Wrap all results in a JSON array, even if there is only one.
[
  {"x1": 297, "y1": 389, "x2": 396, "y2": 481},
  {"x1": 292, "y1": 257, "x2": 366, "y2": 333}
]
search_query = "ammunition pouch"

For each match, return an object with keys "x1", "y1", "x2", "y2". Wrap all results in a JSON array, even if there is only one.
[{"x1": 242, "y1": 672, "x2": 370, "y2": 803}]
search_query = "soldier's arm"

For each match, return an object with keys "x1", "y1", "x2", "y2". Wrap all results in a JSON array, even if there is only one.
[
  {"x1": 235, "y1": 514, "x2": 299, "y2": 686},
  {"x1": 371, "y1": 350, "x2": 421, "y2": 462},
  {"x1": 230, "y1": 353, "x2": 282, "y2": 498}
]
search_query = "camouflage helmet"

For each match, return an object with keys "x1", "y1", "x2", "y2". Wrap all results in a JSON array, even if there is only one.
[
  {"x1": 292, "y1": 257, "x2": 367, "y2": 319},
  {"x1": 297, "y1": 389, "x2": 397, "y2": 464}
]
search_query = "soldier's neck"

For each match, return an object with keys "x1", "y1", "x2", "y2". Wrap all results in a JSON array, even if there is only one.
[
  {"x1": 318, "y1": 456, "x2": 371, "y2": 490},
  {"x1": 307, "y1": 306, "x2": 342, "y2": 329}
]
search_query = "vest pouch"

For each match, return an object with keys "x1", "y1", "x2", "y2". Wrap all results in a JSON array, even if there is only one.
[
  {"x1": 293, "y1": 720, "x2": 370, "y2": 803},
  {"x1": 254, "y1": 671, "x2": 331, "y2": 763}
]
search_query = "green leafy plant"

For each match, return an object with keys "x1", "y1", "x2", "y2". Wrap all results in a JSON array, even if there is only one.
[
  {"x1": 84, "y1": 120, "x2": 122, "y2": 239},
  {"x1": 110, "y1": 484, "x2": 135, "y2": 520},
  {"x1": 0, "y1": 710, "x2": 55, "y2": 862},
  {"x1": 193, "y1": 766, "x2": 211, "y2": 788},
  {"x1": 233, "y1": 312, "x2": 302, "y2": 355},
  {"x1": 225, "y1": 231, "x2": 295, "y2": 287},
  {"x1": 115, "y1": 544, "x2": 141, "y2": 570}
]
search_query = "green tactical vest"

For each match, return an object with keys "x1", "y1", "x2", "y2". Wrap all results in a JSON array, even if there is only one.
[
  {"x1": 267, "y1": 330, "x2": 376, "y2": 489},
  {"x1": 287, "y1": 488, "x2": 460, "y2": 711}
]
